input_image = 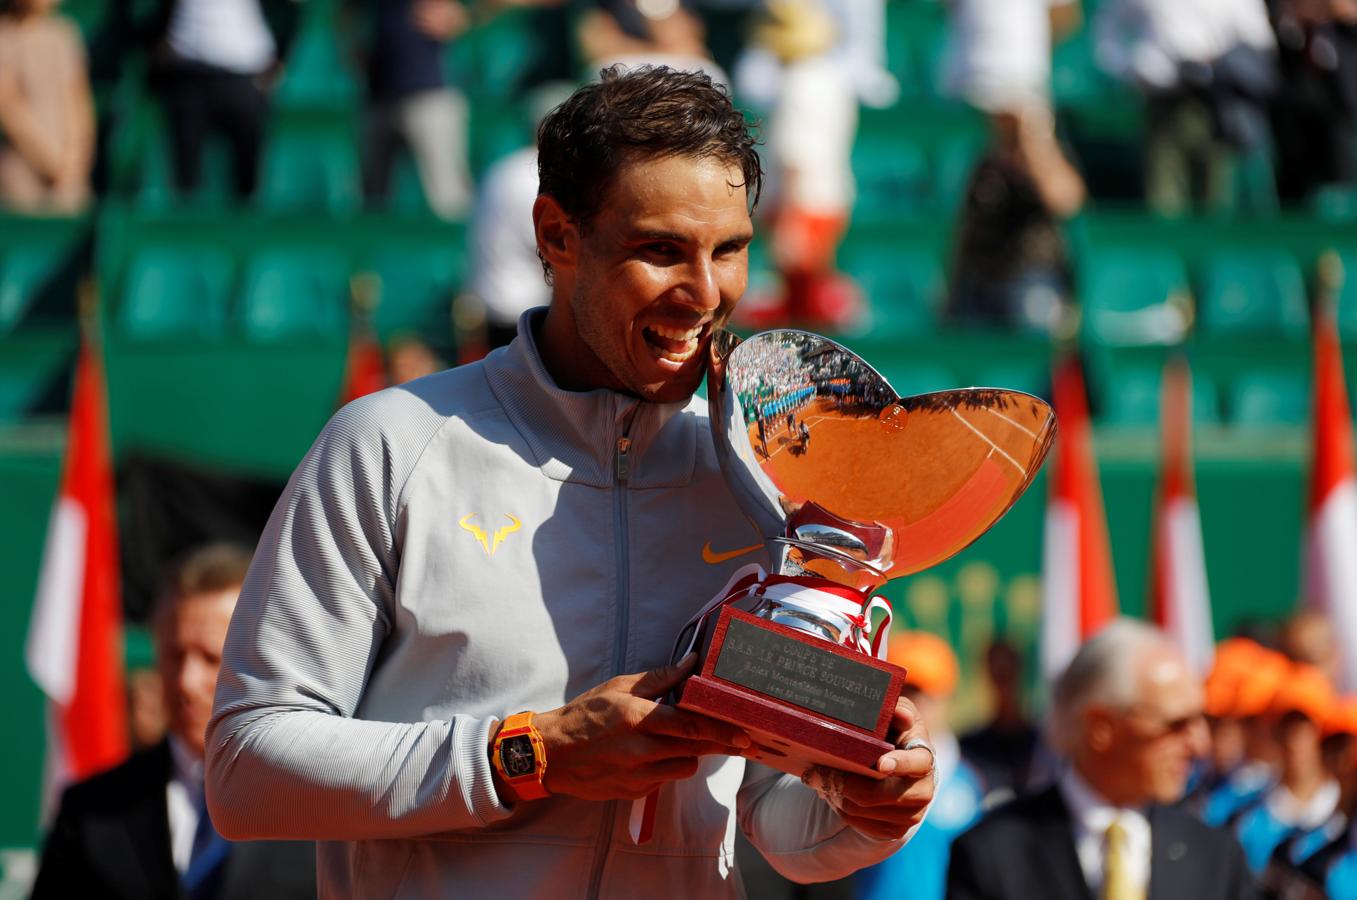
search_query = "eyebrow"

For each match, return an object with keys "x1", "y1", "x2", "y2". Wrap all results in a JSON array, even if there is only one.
[{"x1": 631, "y1": 228, "x2": 754, "y2": 246}]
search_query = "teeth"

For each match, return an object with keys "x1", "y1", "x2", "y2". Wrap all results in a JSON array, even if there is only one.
[{"x1": 650, "y1": 324, "x2": 703, "y2": 341}]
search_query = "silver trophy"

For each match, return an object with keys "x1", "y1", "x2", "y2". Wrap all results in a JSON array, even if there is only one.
[{"x1": 672, "y1": 328, "x2": 1057, "y2": 777}]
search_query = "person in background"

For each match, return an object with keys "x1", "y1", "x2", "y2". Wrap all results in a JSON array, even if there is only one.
[
  {"x1": 1270, "y1": 0, "x2": 1357, "y2": 204},
  {"x1": 944, "y1": 0, "x2": 1086, "y2": 333},
  {"x1": 354, "y1": 0, "x2": 473, "y2": 220},
  {"x1": 857, "y1": 631, "x2": 984, "y2": 900},
  {"x1": 1186, "y1": 638, "x2": 1260, "y2": 813},
  {"x1": 1095, "y1": 0, "x2": 1277, "y2": 215},
  {"x1": 0, "y1": 0, "x2": 94, "y2": 213},
  {"x1": 578, "y1": 0, "x2": 725, "y2": 84},
  {"x1": 31, "y1": 543, "x2": 316, "y2": 899},
  {"x1": 1204, "y1": 645, "x2": 1291, "y2": 827},
  {"x1": 947, "y1": 619, "x2": 1257, "y2": 900},
  {"x1": 1233, "y1": 665, "x2": 1340, "y2": 872},
  {"x1": 744, "y1": 0, "x2": 862, "y2": 332},
  {"x1": 152, "y1": 0, "x2": 277, "y2": 201},
  {"x1": 1279, "y1": 610, "x2": 1341, "y2": 686},
  {"x1": 387, "y1": 333, "x2": 446, "y2": 384},
  {"x1": 959, "y1": 640, "x2": 1041, "y2": 802}
]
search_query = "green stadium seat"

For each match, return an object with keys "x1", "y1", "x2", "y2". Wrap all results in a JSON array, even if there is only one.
[
  {"x1": 447, "y1": 10, "x2": 542, "y2": 100},
  {"x1": 0, "y1": 243, "x2": 65, "y2": 334},
  {"x1": 870, "y1": 362, "x2": 958, "y2": 398},
  {"x1": 851, "y1": 136, "x2": 931, "y2": 221},
  {"x1": 238, "y1": 248, "x2": 350, "y2": 341},
  {"x1": 1079, "y1": 248, "x2": 1191, "y2": 346},
  {"x1": 1227, "y1": 147, "x2": 1279, "y2": 216},
  {"x1": 1228, "y1": 371, "x2": 1308, "y2": 427},
  {"x1": 118, "y1": 245, "x2": 235, "y2": 340},
  {"x1": 1102, "y1": 367, "x2": 1220, "y2": 426},
  {"x1": 1197, "y1": 251, "x2": 1308, "y2": 338},
  {"x1": 837, "y1": 245, "x2": 943, "y2": 335},
  {"x1": 137, "y1": 133, "x2": 236, "y2": 211},
  {"x1": 259, "y1": 133, "x2": 361, "y2": 215},
  {"x1": 1314, "y1": 185, "x2": 1357, "y2": 222},
  {"x1": 0, "y1": 370, "x2": 48, "y2": 422},
  {"x1": 1333, "y1": 249, "x2": 1357, "y2": 337},
  {"x1": 974, "y1": 364, "x2": 1049, "y2": 401},
  {"x1": 361, "y1": 247, "x2": 464, "y2": 338},
  {"x1": 932, "y1": 135, "x2": 986, "y2": 213},
  {"x1": 1052, "y1": 29, "x2": 1112, "y2": 107},
  {"x1": 274, "y1": 16, "x2": 359, "y2": 107}
]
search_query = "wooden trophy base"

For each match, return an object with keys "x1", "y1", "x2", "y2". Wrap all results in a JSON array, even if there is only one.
[{"x1": 675, "y1": 606, "x2": 907, "y2": 779}]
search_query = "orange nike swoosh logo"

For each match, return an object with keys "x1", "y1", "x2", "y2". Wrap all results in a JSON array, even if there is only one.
[{"x1": 702, "y1": 541, "x2": 764, "y2": 565}]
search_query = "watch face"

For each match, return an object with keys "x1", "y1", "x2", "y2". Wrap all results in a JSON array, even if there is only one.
[{"x1": 500, "y1": 735, "x2": 537, "y2": 778}]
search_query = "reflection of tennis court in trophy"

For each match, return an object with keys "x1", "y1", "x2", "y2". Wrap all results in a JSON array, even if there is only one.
[{"x1": 747, "y1": 394, "x2": 1054, "y2": 574}]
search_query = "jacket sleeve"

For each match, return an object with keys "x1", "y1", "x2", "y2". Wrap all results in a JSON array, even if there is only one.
[
  {"x1": 205, "y1": 395, "x2": 513, "y2": 841},
  {"x1": 735, "y1": 762, "x2": 912, "y2": 883},
  {"x1": 945, "y1": 829, "x2": 995, "y2": 900},
  {"x1": 29, "y1": 787, "x2": 99, "y2": 898}
]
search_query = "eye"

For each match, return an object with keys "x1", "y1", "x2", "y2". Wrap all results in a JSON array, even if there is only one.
[{"x1": 643, "y1": 242, "x2": 681, "y2": 261}]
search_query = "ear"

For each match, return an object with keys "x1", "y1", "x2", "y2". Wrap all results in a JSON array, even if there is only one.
[
  {"x1": 533, "y1": 194, "x2": 577, "y2": 276},
  {"x1": 1086, "y1": 708, "x2": 1116, "y2": 753}
]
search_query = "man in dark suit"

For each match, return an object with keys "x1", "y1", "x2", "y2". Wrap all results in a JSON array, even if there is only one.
[
  {"x1": 31, "y1": 543, "x2": 315, "y2": 900},
  {"x1": 947, "y1": 619, "x2": 1259, "y2": 900}
]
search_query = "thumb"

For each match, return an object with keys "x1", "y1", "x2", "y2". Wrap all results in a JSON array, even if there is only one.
[{"x1": 629, "y1": 652, "x2": 698, "y2": 699}]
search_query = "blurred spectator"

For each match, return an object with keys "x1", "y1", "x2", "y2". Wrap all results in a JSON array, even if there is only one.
[
  {"x1": 745, "y1": 0, "x2": 863, "y2": 331},
  {"x1": 30, "y1": 544, "x2": 316, "y2": 900},
  {"x1": 578, "y1": 0, "x2": 726, "y2": 85},
  {"x1": 857, "y1": 632, "x2": 984, "y2": 900},
  {"x1": 127, "y1": 666, "x2": 169, "y2": 751},
  {"x1": 464, "y1": 86, "x2": 569, "y2": 350},
  {"x1": 1270, "y1": 0, "x2": 1357, "y2": 203},
  {"x1": 943, "y1": 0, "x2": 1085, "y2": 333},
  {"x1": 388, "y1": 332, "x2": 445, "y2": 383},
  {"x1": 947, "y1": 619, "x2": 1256, "y2": 900},
  {"x1": 960, "y1": 640, "x2": 1041, "y2": 801},
  {"x1": 1279, "y1": 609, "x2": 1341, "y2": 685},
  {"x1": 1095, "y1": 0, "x2": 1277, "y2": 215},
  {"x1": 1204, "y1": 645, "x2": 1291, "y2": 827},
  {"x1": 152, "y1": 0, "x2": 277, "y2": 200},
  {"x1": 1188, "y1": 638, "x2": 1263, "y2": 813},
  {"x1": 0, "y1": 0, "x2": 94, "y2": 213},
  {"x1": 1232, "y1": 665, "x2": 1340, "y2": 872},
  {"x1": 353, "y1": 0, "x2": 473, "y2": 219}
]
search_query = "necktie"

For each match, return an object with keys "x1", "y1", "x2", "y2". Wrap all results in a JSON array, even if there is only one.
[
  {"x1": 183, "y1": 785, "x2": 231, "y2": 900},
  {"x1": 1103, "y1": 818, "x2": 1144, "y2": 900}
]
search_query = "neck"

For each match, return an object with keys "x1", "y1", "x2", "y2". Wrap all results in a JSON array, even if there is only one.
[
  {"x1": 537, "y1": 298, "x2": 620, "y2": 394},
  {"x1": 1072, "y1": 758, "x2": 1142, "y2": 809},
  {"x1": 1281, "y1": 761, "x2": 1327, "y2": 801}
]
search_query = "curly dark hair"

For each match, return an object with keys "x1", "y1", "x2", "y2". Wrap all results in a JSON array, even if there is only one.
[{"x1": 535, "y1": 65, "x2": 762, "y2": 277}]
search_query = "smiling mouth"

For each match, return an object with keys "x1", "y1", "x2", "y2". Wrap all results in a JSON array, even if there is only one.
[{"x1": 642, "y1": 322, "x2": 707, "y2": 364}]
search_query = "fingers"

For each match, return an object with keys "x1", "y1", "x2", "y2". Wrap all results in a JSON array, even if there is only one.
[
  {"x1": 638, "y1": 704, "x2": 751, "y2": 752},
  {"x1": 888, "y1": 696, "x2": 921, "y2": 740},
  {"x1": 875, "y1": 745, "x2": 934, "y2": 779},
  {"x1": 802, "y1": 765, "x2": 935, "y2": 815},
  {"x1": 623, "y1": 653, "x2": 699, "y2": 700}
]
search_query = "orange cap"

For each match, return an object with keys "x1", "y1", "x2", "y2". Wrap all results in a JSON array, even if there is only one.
[
  {"x1": 888, "y1": 631, "x2": 959, "y2": 698},
  {"x1": 1232, "y1": 650, "x2": 1291, "y2": 718},
  {"x1": 1269, "y1": 664, "x2": 1336, "y2": 724},
  {"x1": 1204, "y1": 638, "x2": 1265, "y2": 718},
  {"x1": 1322, "y1": 698, "x2": 1357, "y2": 738}
]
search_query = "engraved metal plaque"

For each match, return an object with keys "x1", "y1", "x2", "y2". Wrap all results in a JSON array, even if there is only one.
[{"x1": 712, "y1": 616, "x2": 891, "y2": 731}]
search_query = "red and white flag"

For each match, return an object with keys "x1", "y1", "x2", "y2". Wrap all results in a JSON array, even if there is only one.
[
  {"x1": 1149, "y1": 356, "x2": 1214, "y2": 674},
  {"x1": 1303, "y1": 302, "x2": 1357, "y2": 691},
  {"x1": 339, "y1": 319, "x2": 386, "y2": 405},
  {"x1": 1042, "y1": 355, "x2": 1119, "y2": 682},
  {"x1": 25, "y1": 336, "x2": 128, "y2": 810}
]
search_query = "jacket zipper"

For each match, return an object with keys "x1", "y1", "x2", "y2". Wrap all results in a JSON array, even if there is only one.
[{"x1": 586, "y1": 430, "x2": 633, "y2": 897}]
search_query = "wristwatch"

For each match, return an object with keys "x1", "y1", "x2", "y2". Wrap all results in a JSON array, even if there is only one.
[{"x1": 491, "y1": 712, "x2": 549, "y2": 802}]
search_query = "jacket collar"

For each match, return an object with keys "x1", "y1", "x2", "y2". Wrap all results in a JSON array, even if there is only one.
[{"x1": 482, "y1": 308, "x2": 701, "y2": 488}]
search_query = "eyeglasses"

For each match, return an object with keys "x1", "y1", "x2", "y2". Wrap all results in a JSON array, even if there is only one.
[{"x1": 1124, "y1": 705, "x2": 1207, "y2": 740}]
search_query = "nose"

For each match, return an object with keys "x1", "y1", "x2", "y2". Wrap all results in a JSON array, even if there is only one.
[
  {"x1": 1186, "y1": 715, "x2": 1211, "y2": 758},
  {"x1": 682, "y1": 254, "x2": 722, "y2": 313}
]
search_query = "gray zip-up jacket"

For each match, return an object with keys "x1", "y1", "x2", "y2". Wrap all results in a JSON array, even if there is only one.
[{"x1": 206, "y1": 311, "x2": 907, "y2": 898}]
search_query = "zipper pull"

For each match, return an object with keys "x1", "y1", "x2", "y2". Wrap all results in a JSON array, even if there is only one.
[{"x1": 616, "y1": 436, "x2": 632, "y2": 483}]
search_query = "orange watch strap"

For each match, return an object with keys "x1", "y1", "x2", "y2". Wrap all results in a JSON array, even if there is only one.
[{"x1": 494, "y1": 711, "x2": 549, "y2": 801}]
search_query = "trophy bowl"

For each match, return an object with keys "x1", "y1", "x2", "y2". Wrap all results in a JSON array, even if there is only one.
[{"x1": 673, "y1": 329, "x2": 1057, "y2": 778}]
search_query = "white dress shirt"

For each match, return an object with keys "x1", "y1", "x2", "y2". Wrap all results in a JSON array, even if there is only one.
[
  {"x1": 1094, "y1": 0, "x2": 1275, "y2": 90},
  {"x1": 943, "y1": 0, "x2": 1073, "y2": 113},
  {"x1": 165, "y1": 736, "x2": 205, "y2": 875},
  {"x1": 1058, "y1": 768, "x2": 1152, "y2": 896},
  {"x1": 166, "y1": 0, "x2": 276, "y2": 75}
]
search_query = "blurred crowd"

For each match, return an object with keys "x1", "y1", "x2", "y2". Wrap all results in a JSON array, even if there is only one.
[{"x1": 2, "y1": 0, "x2": 1354, "y2": 342}]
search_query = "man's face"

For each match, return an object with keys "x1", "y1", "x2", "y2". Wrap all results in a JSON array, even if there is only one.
[
  {"x1": 155, "y1": 589, "x2": 237, "y2": 759},
  {"x1": 1085, "y1": 649, "x2": 1208, "y2": 806},
  {"x1": 562, "y1": 153, "x2": 753, "y2": 403}
]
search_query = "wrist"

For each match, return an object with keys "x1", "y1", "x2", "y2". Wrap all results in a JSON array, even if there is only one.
[{"x1": 490, "y1": 711, "x2": 550, "y2": 802}]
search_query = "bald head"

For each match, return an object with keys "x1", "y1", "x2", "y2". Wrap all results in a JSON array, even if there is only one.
[{"x1": 1050, "y1": 619, "x2": 1209, "y2": 806}]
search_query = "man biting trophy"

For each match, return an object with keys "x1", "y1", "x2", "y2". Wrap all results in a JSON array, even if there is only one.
[{"x1": 205, "y1": 66, "x2": 1006, "y2": 899}]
